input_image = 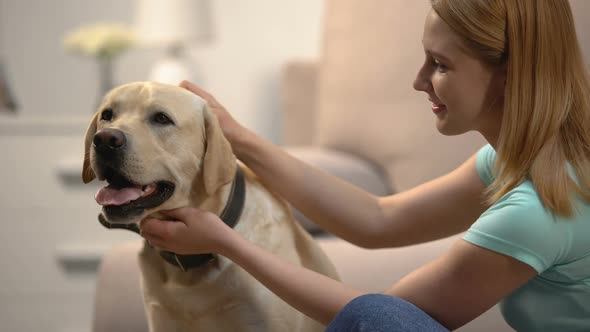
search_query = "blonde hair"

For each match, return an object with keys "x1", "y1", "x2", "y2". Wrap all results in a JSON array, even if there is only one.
[{"x1": 431, "y1": 0, "x2": 590, "y2": 217}]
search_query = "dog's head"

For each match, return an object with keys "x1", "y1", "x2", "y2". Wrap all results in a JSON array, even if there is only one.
[{"x1": 82, "y1": 81, "x2": 236, "y2": 224}]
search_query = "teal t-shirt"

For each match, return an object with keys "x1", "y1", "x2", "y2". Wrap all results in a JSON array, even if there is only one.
[{"x1": 463, "y1": 144, "x2": 590, "y2": 331}]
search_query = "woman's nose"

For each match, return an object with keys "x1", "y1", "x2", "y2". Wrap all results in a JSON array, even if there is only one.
[{"x1": 413, "y1": 66, "x2": 431, "y2": 92}]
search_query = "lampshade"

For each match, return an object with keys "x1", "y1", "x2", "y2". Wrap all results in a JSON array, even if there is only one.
[{"x1": 134, "y1": 0, "x2": 212, "y2": 47}]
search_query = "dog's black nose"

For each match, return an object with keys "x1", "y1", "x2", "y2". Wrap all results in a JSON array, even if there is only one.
[{"x1": 93, "y1": 129, "x2": 126, "y2": 151}]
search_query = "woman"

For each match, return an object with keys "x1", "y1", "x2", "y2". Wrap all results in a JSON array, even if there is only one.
[{"x1": 140, "y1": 0, "x2": 590, "y2": 330}]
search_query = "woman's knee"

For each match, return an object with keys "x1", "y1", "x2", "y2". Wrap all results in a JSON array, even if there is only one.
[{"x1": 325, "y1": 294, "x2": 448, "y2": 332}]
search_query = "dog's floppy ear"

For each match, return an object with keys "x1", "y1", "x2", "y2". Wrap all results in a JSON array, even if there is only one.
[
  {"x1": 201, "y1": 105, "x2": 237, "y2": 196},
  {"x1": 82, "y1": 111, "x2": 99, "y2": 183}
]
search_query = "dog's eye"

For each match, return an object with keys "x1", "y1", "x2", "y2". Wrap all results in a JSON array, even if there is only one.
[
  {"x1": 101, "y1": 109, "x2": 113, "y2": 121},
  {"x1": 152, "y1": 112, "x2": 174, "y2": 125}
]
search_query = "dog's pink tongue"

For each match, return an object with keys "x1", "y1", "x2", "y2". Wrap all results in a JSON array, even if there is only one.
[{"x1": 95, "y1": 187, "x2": 142, "y2": 206}]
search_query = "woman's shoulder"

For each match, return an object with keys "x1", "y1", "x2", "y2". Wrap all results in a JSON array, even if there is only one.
[
  {"x1": 467, "y1": 178, "x2": 590, "y2": 273},
  {"x1": 465, "y1": 181, "x2": 571, "y2": 273},
  {"x1": 478, "y1": 180, "x2": 553, "y2": 231}
]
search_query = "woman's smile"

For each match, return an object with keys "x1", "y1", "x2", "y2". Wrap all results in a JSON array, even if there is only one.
[{"x1": 431, "y1": 102, "x2": 447, "y2": 114}]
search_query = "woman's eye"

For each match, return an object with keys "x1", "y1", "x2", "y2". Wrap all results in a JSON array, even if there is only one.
[
  {"x1": 100, "y1": 109, "x2": 113, "y2": 121},
  {"x1": 432, "y1": 59, "x2": 448, "y2": 73},
  {"x1": 153, "y1": 112, "x2": 174, "y2": 125}
]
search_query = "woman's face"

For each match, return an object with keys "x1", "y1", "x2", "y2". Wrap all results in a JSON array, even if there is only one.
[{"x1": 413, "y1": 9, "x2": 505, "y2": 140}]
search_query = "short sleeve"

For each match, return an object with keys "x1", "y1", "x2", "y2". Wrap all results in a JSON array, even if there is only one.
[
  {"x1": 476, "y1": 144, "x2": 495, "y2": 186},
  {"x1": 464, "y1": 185, "x2": 570, "y2": 273}
]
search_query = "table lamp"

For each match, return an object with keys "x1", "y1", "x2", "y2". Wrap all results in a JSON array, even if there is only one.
[{"x1": 134, "y1": 0, "x2": 212, "y2": 84}]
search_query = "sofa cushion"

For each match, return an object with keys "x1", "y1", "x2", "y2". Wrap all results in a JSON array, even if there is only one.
[
  {"x1": 93, "y1": 241, "x2": 148, "y2": 332},
  {"x1": 284, "y1": 146, "x2": 391, "y2": 233},
  {"x1": 315, "y1": 0, "x2": 485, "y2": 192}
]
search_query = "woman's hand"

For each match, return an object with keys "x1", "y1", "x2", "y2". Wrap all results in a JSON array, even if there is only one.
[
  {"x1": 140, "y1": 207, "x2": 239, "y2": 255},
  {"x1": 179, "y1": 80, "x2": 249, "y2": 147}
]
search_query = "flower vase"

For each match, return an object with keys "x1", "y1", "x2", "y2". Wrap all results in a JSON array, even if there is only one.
[{"x1": 96, "y1": 57, "x2": 114, "y2": 111}]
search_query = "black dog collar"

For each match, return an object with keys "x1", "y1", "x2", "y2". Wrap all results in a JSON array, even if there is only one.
[{"x1": 98, "y1": 167, "x2": 246, "y2": 271}]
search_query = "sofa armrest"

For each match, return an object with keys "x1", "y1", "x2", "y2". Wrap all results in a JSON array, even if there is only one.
[
  {"x1": 280, "y1": 60, "x2": 319, "y2": 145},
  {"x1": 92, "y1": 241, "x2": 148, "y2": 332},
  {"x1": 283, "y1": 146, "x2": 392, "y2": 234}
]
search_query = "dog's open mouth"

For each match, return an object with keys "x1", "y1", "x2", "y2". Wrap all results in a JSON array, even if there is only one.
[{"x1": 94, "y1": 168, "x2": 175, "y2": 220}]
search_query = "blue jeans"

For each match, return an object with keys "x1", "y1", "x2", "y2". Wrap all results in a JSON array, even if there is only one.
[{"x1": 326, "y1": 294, "x2": 449, "y2": 332}]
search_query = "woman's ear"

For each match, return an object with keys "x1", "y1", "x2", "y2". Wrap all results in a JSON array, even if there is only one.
[{"x1": 495, "y1": 62, "x2": 508, "y2": 97}]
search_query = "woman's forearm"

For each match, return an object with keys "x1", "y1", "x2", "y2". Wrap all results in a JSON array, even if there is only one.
[
  {"x1": 220, "y1": 230, "x2": 365, "y2": 326},
  {"x1": 233, "y1": 131, "x2": 386, "y2": 247}
]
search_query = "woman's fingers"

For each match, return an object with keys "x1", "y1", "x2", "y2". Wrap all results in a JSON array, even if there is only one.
[
  {"x1": 178, "y1": 81, "x2": 245, "y2": 146},
  {"x1": 140, "y1": 217, "x2": 163, "y2": 234},
  {"x1": 140, "y1": 226, "x2": 168, "y2": 249},
  {"x1": 179, "y1": 80, "x2": 222, "y2": 107},
  {"x1": 159, "y1": 207, "x2": 194, "y2": 221},
  {"x1": 139, "y1": 209, "x2": 232, "y2": 255},
  {"x1": 179, "y1": 80, "x2": 206, "y2": 97},
  {"x1": 143, "y1": 235, "x2": 166, "y2": 249},
  {"x1": 140, "y1": 219, "x2": 185, "y2": 252},
  {"x1": 141, "y1": 217, "x2": 186, "y2": 239}
]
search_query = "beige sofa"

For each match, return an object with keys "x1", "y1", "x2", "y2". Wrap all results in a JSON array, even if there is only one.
[{"x1": 98, "y1": 0, "x2": 590, "y2": 330}]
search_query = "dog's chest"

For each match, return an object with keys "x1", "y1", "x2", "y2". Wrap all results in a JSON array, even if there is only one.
[
  {"x1": 141, "y1": 259, "x2": 300, "y2": 331},
  {"x1": 137, "y1": 176, "x2": 312, "y2": 331}
]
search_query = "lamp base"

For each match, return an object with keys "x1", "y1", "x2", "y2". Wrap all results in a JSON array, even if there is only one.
[{"x1": 148, "y1": 54, "x2": 195, "y2": 85}]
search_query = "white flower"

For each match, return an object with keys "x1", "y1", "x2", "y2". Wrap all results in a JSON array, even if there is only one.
[{"x1": 63, "y1": 23, "x2": 136, "y2": 60}]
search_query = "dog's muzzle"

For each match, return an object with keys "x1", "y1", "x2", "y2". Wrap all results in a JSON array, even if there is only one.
[
  {"x1": 91, "y1": 129, "x2": 176, "y2": 223},
  {"x1": 94, "y1": 166, "x2": 175, "y2": 222},
  {"x1": 98, "y1": 180, "x2": 175, "y2": 222},
  {"x1": 94, "y1": 128, "x2": 126, "y2": 153},
  {"x1": 98, "y1": 167, "x2": 246, "y2": 271},
  {"x1": 93, "y1": 128, "x2": 126, "y2": 169}
]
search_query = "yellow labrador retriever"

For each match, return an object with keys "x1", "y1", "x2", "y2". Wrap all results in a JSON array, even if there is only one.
[{"x1": 82, "y1": 81, "x2": 339, "y2": 331}]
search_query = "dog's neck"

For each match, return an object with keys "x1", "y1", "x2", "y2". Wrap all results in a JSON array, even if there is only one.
[
  {"x1": 159, "y1": 167, "x2": 246, "y2": 271},
  {"x1": 192, "y1": 166, "x2": 245, "y2": 229},
  {"x1": 190, "y1": 176, "x2": 237, "y2": 220}
]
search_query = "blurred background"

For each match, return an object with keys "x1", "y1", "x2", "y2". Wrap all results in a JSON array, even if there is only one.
[
  {"x1": 0, "y1": 0, "x2": 324, "y2": 140},
  {"x1": 0, "y1": 1, "x2": 323, "y2": 331}
]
